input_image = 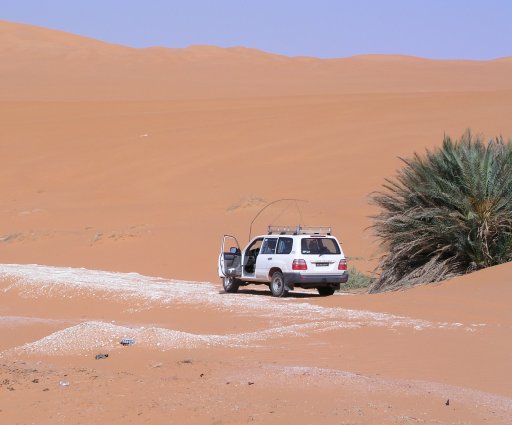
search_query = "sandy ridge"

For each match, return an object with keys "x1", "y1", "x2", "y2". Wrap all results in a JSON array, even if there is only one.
[{"x1": 2, "y1": 20, "x2": 512, "y2": 101}]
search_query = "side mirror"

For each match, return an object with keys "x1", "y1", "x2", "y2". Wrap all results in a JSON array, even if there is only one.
[{"x1": 230, "y1": 247, "x2": 240, "y2": 254}]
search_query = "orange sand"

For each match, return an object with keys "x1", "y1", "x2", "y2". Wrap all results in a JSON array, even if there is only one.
[{"x1": 1, "y1": 20, "x2": 511, "y2": 424}]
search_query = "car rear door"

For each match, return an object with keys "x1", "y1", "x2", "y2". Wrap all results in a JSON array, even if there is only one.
[
  {"x1": 255, "y1": 237, "x2": 278, "y2": 280},
  {"x1": 300, "y1": 237, "x2": 341, "y2": 275}
]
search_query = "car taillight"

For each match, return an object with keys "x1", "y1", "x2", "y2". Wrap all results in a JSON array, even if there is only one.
[
  {"x1": 338, "y1": 259, "x2": 347, "y2": 271},
  {"x1": 292, "y1": 259, "x2": 308, "y2": 270}
]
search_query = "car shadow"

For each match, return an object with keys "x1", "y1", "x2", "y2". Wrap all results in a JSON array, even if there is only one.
[{"x1": 220, "y1": 288, "x2": 323, "y2": 298}]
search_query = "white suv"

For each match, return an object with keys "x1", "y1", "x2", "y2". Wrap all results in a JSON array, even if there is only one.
[{"x1": 218, "y1": 226, "x2": 348, "y2": 297}]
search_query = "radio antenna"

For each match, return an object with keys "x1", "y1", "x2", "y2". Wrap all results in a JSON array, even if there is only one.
[{"x1": 248, "y1": 198, "x2": 307, "y2": 241}]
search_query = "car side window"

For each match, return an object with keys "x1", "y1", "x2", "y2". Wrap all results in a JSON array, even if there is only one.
[
  {"x1": 260, "y1": 238, "x2": 277, "y2": 254},
  {"x1": 276, "y1": 237, "x2": 293, "y2": 254}
]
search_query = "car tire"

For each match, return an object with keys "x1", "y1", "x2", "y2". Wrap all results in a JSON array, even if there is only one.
[
  {"x1": 223, "y1": 276, "x2": 240, "y2": 293},
  {"x1": 317, "y1": 286, "x2": 335, "y2": 296},
  {"x1": 270, "y1": 271, "x2": 287, "y2": 297}
]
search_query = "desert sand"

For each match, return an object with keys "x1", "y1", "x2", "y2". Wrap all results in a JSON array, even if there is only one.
[{"x1": 1, "y1": 20, "x2": 511, "y2": 424}]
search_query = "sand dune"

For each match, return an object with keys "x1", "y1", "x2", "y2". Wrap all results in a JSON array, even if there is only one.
[
  {"x1": 2, "y1": 93, "x2": 512, "y2": 280},
  {"x1": 1, "y1": 20, "x2": 511, "y2": 424},
  {"x1": 1, "y1": 21, "x2": 512, "y2": 281},
  {"x1": 2, "y1": 20, "x2": 512, "y2": 101}
]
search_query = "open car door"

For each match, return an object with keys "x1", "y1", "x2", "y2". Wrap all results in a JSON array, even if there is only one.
[{"x1": 218, "y1": 235, "x2": 242, "y2": 278}]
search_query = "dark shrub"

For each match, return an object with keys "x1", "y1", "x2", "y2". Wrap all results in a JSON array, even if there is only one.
[{"x1": 370, "y1": 131, "x2": 512, "y2": 292}]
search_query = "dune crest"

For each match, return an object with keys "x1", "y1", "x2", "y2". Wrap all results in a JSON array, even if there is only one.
[{"x1": 2, "y1": 20, "x2": 512, "y2": 101}]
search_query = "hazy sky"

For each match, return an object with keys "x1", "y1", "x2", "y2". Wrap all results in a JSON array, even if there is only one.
[{"x1": 3, "y1": 0, "x2": 511, "y2": 59}]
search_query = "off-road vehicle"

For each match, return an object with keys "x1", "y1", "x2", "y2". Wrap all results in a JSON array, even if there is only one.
[{"x1": 218, "y1": 225, "x2": 348, "y2": 297}]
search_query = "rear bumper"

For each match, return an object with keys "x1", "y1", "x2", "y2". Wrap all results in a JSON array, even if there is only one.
[{"x1": 283, "y1": 272, "x2": 348, "y2": 289}]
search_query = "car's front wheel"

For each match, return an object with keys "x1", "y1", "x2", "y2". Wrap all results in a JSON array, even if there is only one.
[
  {"x1": 223, "y1": 276, "x2": 240, "y2": 293},
  {"x1": 270, "y1": 271, "x2": 287, "y2": 297}
]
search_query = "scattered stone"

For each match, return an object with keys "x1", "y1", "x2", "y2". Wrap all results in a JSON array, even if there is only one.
[
  {"x1": 32, "y1": 379, "x2": 39, "y2": 383},
  {"x1": 227, "y1": 195, "x2": 266, "y2": 212},
  {"x1": 0, "y1": 233, "x2": 22, "y2": 243},
  {"x1": 248, "y1": 382, "x2": 254, "y2": 385},
  {"x1": 445, "y1": 399, "x2": 450, "y2": 406},
  {"x1": 43, "y1": 388, "x2": 49, "y2": 391},
  {"x1": 92, "y1": 233, "x2": 103, "y2": 243}
]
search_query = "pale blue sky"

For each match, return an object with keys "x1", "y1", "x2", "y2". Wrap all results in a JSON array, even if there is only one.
[{"x1": 2, "y1": 0, "x2": 511, "y2": 59}]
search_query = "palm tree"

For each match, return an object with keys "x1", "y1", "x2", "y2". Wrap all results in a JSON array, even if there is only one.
[{"x1": 370, "y1": 131, "x2": 512, "y2": 292}]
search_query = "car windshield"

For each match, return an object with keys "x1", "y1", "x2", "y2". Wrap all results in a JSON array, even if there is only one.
[{"x1": 301, "y1": 238, "x2": 340, "y2": 255}]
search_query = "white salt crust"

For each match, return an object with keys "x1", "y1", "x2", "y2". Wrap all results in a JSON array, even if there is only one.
[
  {"x1": 0, "y1": 264, "x2": 479, "y2": 356},
  {"x1": 7, "y1": 320, "x2": 357, "y2": 356}
]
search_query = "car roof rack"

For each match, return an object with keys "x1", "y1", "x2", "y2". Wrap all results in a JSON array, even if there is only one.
[{"x1": 267, "y1": 225, "x2": 332, "y2": 236}]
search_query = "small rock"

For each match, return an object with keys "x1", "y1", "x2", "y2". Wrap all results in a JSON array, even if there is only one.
[{"x1": 95, "y1": 353, "x2": 109, "y2": 360}]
